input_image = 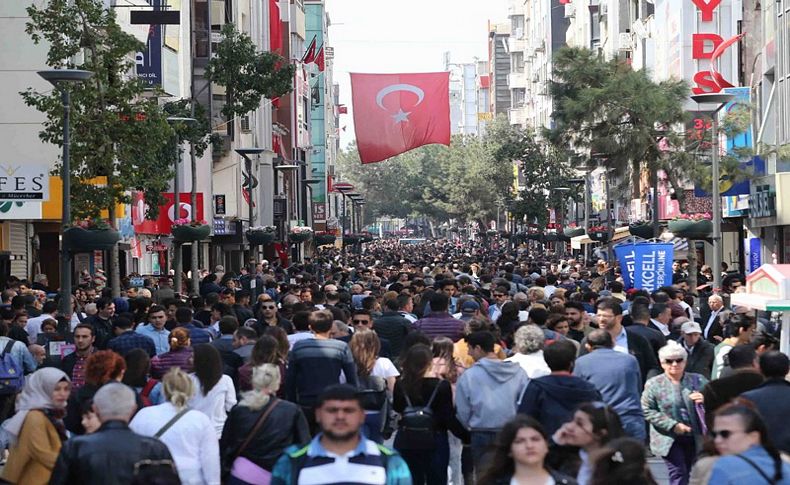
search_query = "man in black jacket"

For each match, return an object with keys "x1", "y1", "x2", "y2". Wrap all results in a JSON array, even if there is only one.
[
  {"x1": 518, "y1": 339, "x2": 601, "y2": 436},
  {"x1": 81, "y1": 297, "x2": 114, "y2": 349},
  {"x1": 373, "y1": 296, "x2": 412, "y2": 357},
  {"x1": 741, "y1": 351, "x2": 790, "y2": 453},
  {"x1": 678, "y1": 321, "x2": 715, "y2": 378},
  {"x1": 51, "y1": 383, "x2": 173, "y2": 485},
  {"x1": 626, "y1": 303, "x2": 666, "y2": 358},
  {"x1": 702, "y1": 344, "x2": 764, "y2": 428},
  {"x1": 578, "y1": 298, "x2": 660, "y2": 388}
]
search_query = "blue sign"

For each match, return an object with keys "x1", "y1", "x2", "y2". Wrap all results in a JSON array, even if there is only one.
[
  {"x1": 616, "y1": 243, "x2": 674, "y2": 291},
  {"x1": 135, "y1": 0, "x2": 162, "y2": 88},
  {"x1": 748, "y1": 238, "x2": 762, "y2": 273},
  {"x1": 614, "y1": 245, "x2": 635, "y2": 289}
]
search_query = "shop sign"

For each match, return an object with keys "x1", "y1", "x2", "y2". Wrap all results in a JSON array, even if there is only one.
[
  {"x1": 132, "y1": 192, "x2": 205, "y2": 235},
  {"x1": 750, "y1": 184, "x2": 775, "y2": 218},
  {"x1": 213, "y1": 218, "x2": 237, "y2": 236},
  {"x1": 0, "y1": 164, "x2": 49, "y2": 201},
  {"x1": 214, "y1": 195, "x2": 226, "y2": 215},
  {"x1": 690, "y1": 0, "x2": 731, "y2": 94}
]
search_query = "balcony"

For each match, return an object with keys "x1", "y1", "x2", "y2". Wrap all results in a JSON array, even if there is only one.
[
  {"x1": 507, "y1": 71, "x2": 527, "y2": 88},
  {"x1": 509, "y1": 106, "x2": 528, "y2": 127},
  {"x1": 508, "y1": 37, "x2": 526, "y2": 52}
]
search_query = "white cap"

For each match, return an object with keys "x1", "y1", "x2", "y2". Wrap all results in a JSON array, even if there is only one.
[{"x1": 681, "y1": 321, "x2": 702, "y2": 334}]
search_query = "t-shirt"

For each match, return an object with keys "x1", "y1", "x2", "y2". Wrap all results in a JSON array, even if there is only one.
[
  {"x1": 371, "y1": 357, "x2": 399, "y2": 379},
  {"x1": 510, "y1": 477, "x2": 555, "y2": 485}
]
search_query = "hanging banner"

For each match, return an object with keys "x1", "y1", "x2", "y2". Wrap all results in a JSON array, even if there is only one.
[
  {"x1": 614, "y1": 245, "x2": 636, "y2": 289},
  {"x1": 632, "y1": 243, "x2": 674, "y2": 292}
]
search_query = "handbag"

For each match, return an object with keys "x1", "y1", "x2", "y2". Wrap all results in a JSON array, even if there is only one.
[{"x1": 229, "y1": 398, "x2": 281, "y2": 484}]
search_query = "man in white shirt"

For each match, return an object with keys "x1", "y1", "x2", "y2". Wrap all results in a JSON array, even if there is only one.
[
  {"x1": 649, "y1": 303, "x2": 673, "y2": 338},
  {"x1": 703, "y1": 295, "x2": 725, "y2": 342},
  {"x1": 25, "y1": 300, "x2": 58, "y2": 343}
]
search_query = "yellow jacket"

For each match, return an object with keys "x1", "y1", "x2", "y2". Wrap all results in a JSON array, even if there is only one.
[{"x1": 2, "y1": 410, "x2": 62, "y2": 485}]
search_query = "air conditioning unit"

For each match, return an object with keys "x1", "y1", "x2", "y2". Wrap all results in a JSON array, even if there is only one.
[
  {"x1": 240, "y1": 115, "x2": 251, "y2": 133},
  {"x1": 535, "y1": 41, "x2": 545, "y2": 53},
  {"x1": 618, "y1": 32, "x2": 632, "y2": 50},
  {"x1": 564, "y1": 4, "x2": 575, "y2": 18},
  {"x1": 599, "y1": 2, "x2": 608, "y2": 16},
  {"x1": 513, "y1": 27, "x2": 524, "y2": 39}
]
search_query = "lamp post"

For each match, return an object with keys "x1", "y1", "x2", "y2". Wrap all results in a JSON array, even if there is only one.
[
  {"x1": 274, "y1": 161, "x2": 301, "y2": 262},
  {"x1": 301, "y1": 178, "x2": 320, "y2": 226},
  {"x1": 166, "y1": 117, "x2": 196, "y2": 295},
  {"x1": 236, "y1": 148, "x2": 265, "y2": 269},
  {"x1": 38, "y1": 69, "x2": 93, "y2": 318},
  {"x1": 691, "y1": 92, "x2": 735, "y2": 291}
]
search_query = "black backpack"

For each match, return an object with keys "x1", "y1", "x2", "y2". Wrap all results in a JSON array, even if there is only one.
[
  {"x1": 357, "y1": 374, "x2": 388, "y2": 411},
  {"x1": 396, "y1": 381, "x2": 441, "y2": 450}
]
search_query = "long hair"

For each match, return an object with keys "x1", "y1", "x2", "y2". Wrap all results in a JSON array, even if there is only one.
[
  {"x1": 590, "y1": 437, "x2": 658, "y2": 485},
  {"x1": 192, "y1": 344, "x2": 223, "y2": 396},
  {"x1": 263, "y1": 326, "x2": 289, "y2": 363},
  {"x1": 239, "y1": 364, "x2": 281, "y2": 411},
  {"x1": 478, "y1": 415, "x2": 550, "y2": 484},
  {"x1": 169, "y1": 327, "x2": 191, "y2": 351},
  {"x1": 85, "y1": 350, "x2": 127, "y2": 386},
  {"x1": 577, "y1": 402, "x2": 625, "y2": 445},
  {"x1": 431, "y1": 337, "x2": 459, "y2": 383},
  {"x1": 397, "y1": 332, "x2": 431, "y2": 368},
  {"x1": 399, "y1": 344, "x2": 433, "y2": 398},
  {"x1": 249, "y1": 335, "x2": 280, "y2": 367},
  {"x1": 122, "y1": 348, "x2": 151, "y2": 388},
  {"x1": 162, "y1": 368, "x2": 194, "y2": 409},
  {"x1": 349, "y1": 329, "x2": 380, "y2": 378},
  {"x1": 715, "y1": 402, "x2": 783, "y2": 481}
]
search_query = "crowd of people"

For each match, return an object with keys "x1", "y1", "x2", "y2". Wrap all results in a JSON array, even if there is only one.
[{"x1": 0, "y1": 237, "x2": 787, "y2": 484}]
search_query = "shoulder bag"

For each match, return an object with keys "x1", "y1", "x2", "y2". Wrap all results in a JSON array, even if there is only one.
[{"x1": 229, "y1": 398, "x2": 281, "y2": 485}]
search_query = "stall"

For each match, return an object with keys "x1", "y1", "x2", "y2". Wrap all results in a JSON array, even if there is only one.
[{"x1": 730, "y1": 264, "x2": 790, "y2": 354}]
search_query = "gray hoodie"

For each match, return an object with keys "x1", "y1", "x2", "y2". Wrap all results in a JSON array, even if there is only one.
[{"x1": 456, "y1": 358, "x2": 529, "y2": 431}]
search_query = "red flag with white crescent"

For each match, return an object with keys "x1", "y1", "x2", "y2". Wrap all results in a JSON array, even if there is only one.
[{"x1": 350, "y1": 72, "x2": 451, "y2": 164}]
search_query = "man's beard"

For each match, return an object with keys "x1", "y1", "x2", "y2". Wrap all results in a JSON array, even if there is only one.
[{"x1": 323, "y1": 428, "x2": 359, "y2": 442}]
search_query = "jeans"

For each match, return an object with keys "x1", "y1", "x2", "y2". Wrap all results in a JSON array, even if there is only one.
[
  {"x1": 470, "y1": 431, "x2": 499, "y2": 477},
  {"x1": 663, "y1": 435, "x2": 696, "y2": 485},
  {"x1": 363, "y1": 412, "x2": 383, "y2": 444},
  {"x1": 398, "y1": 432, "x2": 450, "y2": 485}
]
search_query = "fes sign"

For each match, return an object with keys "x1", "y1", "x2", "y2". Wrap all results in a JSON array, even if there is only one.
[
  {"x1": 0, "y1": 164, "x2": 49, "y2": 201},
  {"x1": 690, "y1": 0, "x2": 738, "y2": 94}
]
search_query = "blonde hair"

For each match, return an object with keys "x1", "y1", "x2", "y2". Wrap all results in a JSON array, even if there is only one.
[
  {"x1": 239, "y1": 364, "x2": 281, "y2": 411},
  {"x1": 162, "y1": 368, "x2": 194, "y2": 409},
  {"x1": 350, "y1": 329, "x2": 380, "y2": 378}
]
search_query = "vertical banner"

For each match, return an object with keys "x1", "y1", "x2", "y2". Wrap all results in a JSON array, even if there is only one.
[
  {"x1": 614, "y1": 245, "x2": 636, "y2": 289},
  {"x1": 632, "y1": 243, "x2": 674, "y2": 292},
  {"x1": 747, "y1": 238, "x2": 762, "y2": 273}
]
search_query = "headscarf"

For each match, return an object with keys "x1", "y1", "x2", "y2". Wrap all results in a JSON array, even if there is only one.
[{"x1": 2, "y1": 368, "x2": 70, "y2": 445}]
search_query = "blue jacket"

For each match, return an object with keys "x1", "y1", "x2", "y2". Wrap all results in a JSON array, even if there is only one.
[
  {"x1": 574, "y1": 348, "x2": 645, "y2": 440},
  {"x1": 709, "y1": 445, "x2": 790, "y2": 484},
  {"x1": 517, "y1": 373, "x2": 601, "y2": 436},
  {"x1": 741, "y1": 379, "x2": 790, "y2": 453}
]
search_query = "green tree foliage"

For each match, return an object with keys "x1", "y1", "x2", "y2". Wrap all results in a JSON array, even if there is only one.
[
  {"x1": 206, "y1": 24, "x2": 295, "y2": 120},
  {"x1": 23, "y1": 0, "x2": 175, "y2": 221}
]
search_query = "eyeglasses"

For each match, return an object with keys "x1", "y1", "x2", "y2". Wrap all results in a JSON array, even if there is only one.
[
  {"x1": 711, "y1": 429, "x2": 744, "y2": 440},
  {"x1": 663, "y1": 358, "x2": 685, "y2": 365},
  {"x1": 352, "y1": 319, "x2": 371, "y2": 325}
]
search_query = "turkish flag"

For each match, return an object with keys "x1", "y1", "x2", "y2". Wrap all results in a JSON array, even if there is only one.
[{"x1": 350, "y1": 72, "x2": 450, "y2": 164}]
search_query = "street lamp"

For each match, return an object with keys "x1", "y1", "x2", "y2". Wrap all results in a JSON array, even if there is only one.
[
  {"x1": 691, "y1": 92, "x2": 735, "y2": 291},
  {"x1": 301, "y1": 178, "x2": 320, "y2": 225},
  {"x1": 236, "y1": 148, "x2": 265, "y2": 273},
  {"x1": 38, "y1": 68, "x2": 93, "y2": 318},
  {"x1": 166, "y1": 117, "x2": 196, "y2": 295}
]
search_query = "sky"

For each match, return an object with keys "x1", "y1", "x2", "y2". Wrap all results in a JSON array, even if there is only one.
[{"x1": 324, "y1": 0, "x2": 509, "y2": 148}]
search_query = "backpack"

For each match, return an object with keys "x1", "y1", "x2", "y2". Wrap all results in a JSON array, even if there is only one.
[
  {"x1": 0, "y1": 340, "x2": 24, "y2": 395},
  {"x1": 396, "y1": 381, "x2": 441, "y2": 450},
  {"x1": 140, "y1": 379, "x2": 159, "y2": 407},
  {"x1": 356, "y1": 374, "x2": 388, "y2": 411}
]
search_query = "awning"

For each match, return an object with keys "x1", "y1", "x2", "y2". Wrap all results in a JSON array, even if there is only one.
[{"x1": 571, "y1": 226, "x2": 631, "y2": 249}]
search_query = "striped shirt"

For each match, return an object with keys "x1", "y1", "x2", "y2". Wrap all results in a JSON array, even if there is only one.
[
  {"x1": 150, "y1": 348, "x2": 193, "y2": 380},
  {"x1": 271, "y1": 434, "x2": 412, "y2": 485},
  {"x1": 285, "y1": 338, "x2": 358, "y2": 407}
]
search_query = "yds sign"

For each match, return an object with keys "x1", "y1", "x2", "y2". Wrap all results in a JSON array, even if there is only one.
[{"x1": 690, "y1": 0, "x2": 740, "y2": 94}]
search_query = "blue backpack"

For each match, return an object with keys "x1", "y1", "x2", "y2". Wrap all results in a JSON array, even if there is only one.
[{"x1": 0, "y1": 340, "x2": 24, "y2": 395}]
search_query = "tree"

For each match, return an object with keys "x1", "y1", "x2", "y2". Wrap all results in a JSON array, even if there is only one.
[
  {"x1": 205, "y1": 24, "x2": 295, "y2": 121},
  {"x1": 24, "y1": 0, "x2": 177, "y2": 296}
]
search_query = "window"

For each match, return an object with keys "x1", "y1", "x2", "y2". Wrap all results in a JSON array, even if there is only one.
[
  {"x1": 511, "y1": 15, "x2": 525, "y2": 38},
  {"x1": 513, "y1": 88, "x2": 526, "y2": 107},
  {"x1": 512, "y1": 52, "x2": 524, "y2": 73}
]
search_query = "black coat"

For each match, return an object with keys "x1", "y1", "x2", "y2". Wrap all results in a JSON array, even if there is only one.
[
  {"x1": 626, "y1": 323, "x2": 666, "y2": 358},
  {"x1": 682, "y1": 338, "x2": 715, "y2": 379},
  {"x1": 219, "y1": 398, "x2": 310, "y2": 472},
  {"x1": 50, "y1": 420, "x2": 173, "y2": 485},
  {"x1": 517, "y1": 374, "x2": 602, "y2": 436},
  {"x1": 373, "y1": 311, "x2": 412, "y2": 357},
  {"x1": 741, "y1": 379, "x2": 790, "y2": 453},
  {"x1": 702, "y1": 370, "x2": 764, "y2": 428}
]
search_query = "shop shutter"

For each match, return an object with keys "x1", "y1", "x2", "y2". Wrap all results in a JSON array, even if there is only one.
[{"x1": 8, "y1": 222, "x2": 28, "y2": 278}]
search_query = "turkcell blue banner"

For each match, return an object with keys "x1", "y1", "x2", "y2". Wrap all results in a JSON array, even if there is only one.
[
  {"x1": 614, "y1": 245, "x2": 635, "y2": 289},
  {"x1": 748, "y1": 238, "x2": 762, "y2": 273},
  {"x1": 632, "y1": 243, "x2": 674, "y2": 292}
]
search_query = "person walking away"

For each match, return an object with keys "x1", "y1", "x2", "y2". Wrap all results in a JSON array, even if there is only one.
[
  {"x1": 271, "y1": 384, "x2": 412, "y2": 485},
  {"x1": 64, "y1": 350, "x2": 126, "y2": 435},
  {"x1": 702, "y1": 344, "x2": 764, "y2": 429},
  {"x1": 150, "y1": 327, "x2": 193, "y2": 380},
  {"x1": 187, "y1": 344, "x2": 237, "y2": 438},
  {"x1": 50, "y1": 383, "x2": 175, "y2": 485},
  {"x1": 130, "y1": 368, "x2": 220, "y2": 485},
  {"x1": 573, "y1": 329, "x2": 646, "y2": 441},
  {"x1": 740, "y1": 351, "x2": 790, "y2": 453},
  {"x1": 641, "y1": 341, "x2": 708, "y2": 485},
  {"x1": 1, "y1": 368, "x2": 70, "y2": 485},
  {"x1": 505, "y1": 324, "x2": 551, "y2": 378},
  {"x1": 220, "y1": 364, "x2": 310, "y2": 485},
  {"x1": 477, "y1": 415, "x2": 577, "y2": 484},
  {"x1": 122, "y1": 348, "x2": 164, "y2": 407},
  {"x1": 589, "y1": 437, "x2": 658, "y2": 485},
  {"x1": 456, "y1": 330, "x2": 529, "y2": 475},
  {"x1": 393, "y1": 344, "x2": 467, "y2": 485},
  {"x1": 350, "y1": 329, "x2": 398, "y2": 443},
  {"x1": 518, "y1": 339, "x2": 601, "y2": 436},
  {"x1": 708, "y1": 403, "x2": 790, "y2": 483}
]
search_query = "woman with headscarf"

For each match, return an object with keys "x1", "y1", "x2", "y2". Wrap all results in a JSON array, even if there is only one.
[{"x1": 1, "y1": 368, "x2": 71, "y2": 484}]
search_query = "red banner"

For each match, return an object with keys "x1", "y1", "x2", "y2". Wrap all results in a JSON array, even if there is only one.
[
  {"x1": 132, "y1": 192, "x2": 205, "y2": 235},
  {"x1": 351, "y1": 72, "x2": 451, "y2": 164}
]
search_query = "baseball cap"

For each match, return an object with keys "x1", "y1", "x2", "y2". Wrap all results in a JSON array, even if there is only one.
[
  {"x1": 681, "y1": 321, "x2": 702, "y2": 334},
  {"x1": 461, "y1": 301, "x2": 480, "y2": 313}
]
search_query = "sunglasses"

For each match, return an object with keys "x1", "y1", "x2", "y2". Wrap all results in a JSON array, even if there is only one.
[
  {"x1": 262, "y1": 305, "x2": 276, "y2": 310},
  {"x1": 711, "y1": 429, "x2": 742, "y2": 439},
  {"x1": 352, "y1": 319, "x2": 371, "y2": 325},
  {"x1": 663, "y1": 358, "x2": 685, "y2": 364},
  {"x1": 493, "y1": 294, "x2": 506, "y2": 298}
]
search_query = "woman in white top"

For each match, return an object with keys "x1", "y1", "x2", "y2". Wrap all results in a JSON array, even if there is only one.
[
  {"x1": 130, "y1": 368, "x2": 220, "y2": 485},
  {"x1": 187, "y1": 343, "x2": 237, "y2": 437}
]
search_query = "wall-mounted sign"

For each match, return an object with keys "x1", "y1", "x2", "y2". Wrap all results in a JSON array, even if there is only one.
[
  {"x1": 750, "y1": 184, "x2": 776, "y2": 219},
  {"x1": 0, "y1": 164, "x2": 49, "y2": 201},
  {"x1": 214, "y1": 194, "x2": 226, "y2": 215}
]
